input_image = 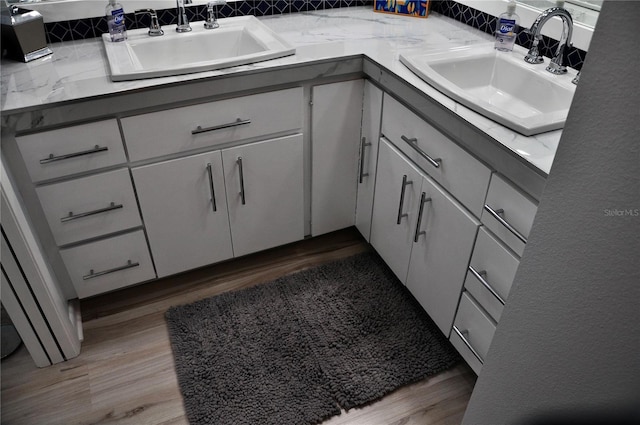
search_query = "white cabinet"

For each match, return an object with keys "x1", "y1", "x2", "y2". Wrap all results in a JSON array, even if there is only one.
[
  {"x1": 36, "y1": 169, "x2": 142, "y2": 246},
  {"x1": 464, "y1": 227, "x2": 520, "y2": 323},
  {"x1": 222, "y1": 135, "x2": 304, "y2": 257},
  {"x1": 121, "y1": 88, "x2": 303, "y2": 162},
  {"x1": 450, "y1": 292, "x2": 497, "y2": 375},
  {"x1": 481, "y1": 173, "x2": 538, "y2": 257},
  {"x1": 16, "y1": 119, "x2": 127, "y2": 182},
  {"x1": 16, "y1": 120, "x2": 155, "y2": 298},
  {"x1": 355, "y1": 81, "x2": 383, "y2": 241},
  {"x1": 60, "y1": 230, "x2": 156, "y2": 298},
  {"x1": 381, "y1": 96, "x2": 492, "y2": 217},
  {"x1": 449, "y1": 173, "x2": 538, "y2": 373},
  {"x1": 132, "y1": 134, "x2": 304, "y2": 277},
  {"x1": 405, "y1": 171, "x2": 480, "y2": 335},
  {"x1": 311, "y1": 80, "x2": 364, "y2": 236},
  {"x1": 132, "y1": 150, "x2": 233, "y2": 278},
  {"x1": 370, "y1": 139, "x2": 423, "y2": 282},
  {"x1": 371, "y1": 140, "x2": 480, "y2": 334}
]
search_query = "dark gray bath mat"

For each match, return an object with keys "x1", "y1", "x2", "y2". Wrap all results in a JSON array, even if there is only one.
[{"x1": 165, "y1": 252, "x2": 460, "y2": 425}]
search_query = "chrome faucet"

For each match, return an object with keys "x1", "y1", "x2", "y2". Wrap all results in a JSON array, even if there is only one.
[
  {"x1": 134, "y1": 9, "x2": 164, "y2": 36},
  {"x1": 524, "y1": 7, "x2": 573, "y2": 75},
  {"x1": 176, "y1": 0, "x2": 192, "y2": 33},
  {"x1": 205, "y1": 0, "x2": 227, "y2": 29}
]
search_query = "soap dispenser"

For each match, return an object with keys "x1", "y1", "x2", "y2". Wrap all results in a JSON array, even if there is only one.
[
  {"x1": 495, "y1": 0, "x2": 520, "y2": 52},
  {"x1": 105, "y1": 0, "x2": 127, "y2": 42}
]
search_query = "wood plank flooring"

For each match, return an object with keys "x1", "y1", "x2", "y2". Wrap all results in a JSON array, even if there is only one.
[{"x1": 1, "y1": 228, "x2": 476, "y2": 425}]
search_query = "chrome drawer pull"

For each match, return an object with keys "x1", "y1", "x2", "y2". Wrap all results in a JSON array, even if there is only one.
[
  {"x1": 413, "y1": 192, "x2": 432, "y2": 243},
  {"x1": 453, "y1": 325, "x2": 484, "y2": 364},
  {"x1": 484, "y1": 204, "x2": 528, "y2": 244},
  {"x1": 237, "y1": 157, "x2": 246, "y2": 205},
  {"x1": 396, "y1": 174, "x2": 413, "y2": 224},
  {"x1": 206, "y1": 163, "x2": 217, "y2": 212},
  {"x1": 61, "y1": 202, "x2": 123, "y2": 223},
  {"x1": 83, "y1": 259, "x2": 140, "y2": 280},
  {"x1": 468, "y1": 265, "x2": 506, "y2": 306},
  {"x1": 191, "y1": 118, "x2": 251, "y2": 135},
  {"x1": 358, "y1": 137, "x2": 372, "y2": 184},
  {"x1": 400, "y1": 135, "x2": 442, "y2": 169},
  {"x1": 40, "y1": 145, "x2": 108, "y2": 164}
]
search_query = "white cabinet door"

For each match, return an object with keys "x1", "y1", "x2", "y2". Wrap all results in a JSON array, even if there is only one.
[
  {"x1": 222, "y1": 134, "x2": 304, "y2": 257},
  {"x1": 132, "y1": 151, "x2": 233, "y2": 277},
  {"x1": 355, "y1": 81, "x2": 383, "y2": 241},
  {"x1": 311, "y1": 80, "x2": 364, "y2": 236},
  {"x1": 406, "y1": 174, "x2": 480, "y2": 335},
  {"x1": 370, "y1": 139, "x2": 423, "y2": 282}
]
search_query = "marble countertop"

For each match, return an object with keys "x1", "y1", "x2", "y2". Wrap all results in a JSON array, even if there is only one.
[{"x1": 0, "y1": 7, "x2": 560, "y2": 175}]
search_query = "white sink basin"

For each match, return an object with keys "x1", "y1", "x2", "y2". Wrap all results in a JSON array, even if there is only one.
[
  {"x1": 399, "y1": 44, "x2": 577, "y2": 136},
  {"x1": 102, "y1": 16, "x2": 295, "y2": 81}
]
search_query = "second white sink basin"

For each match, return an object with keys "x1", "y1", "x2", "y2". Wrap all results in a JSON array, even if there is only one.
[
  {"x1": 103, "y1": 16, "x2": 295, "y2": 81},
  {"x1": 400, "y1": 44, "x2": 577, "y2": 136}
]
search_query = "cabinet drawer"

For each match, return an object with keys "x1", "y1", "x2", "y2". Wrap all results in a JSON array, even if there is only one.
[
  {"x1": 122, "y1": 87, "x2": 303, "y2": 161},
  {"x1": 60, "y1": 230, "x2": 155, "y2": 298},
  {"x1": 36, "y1": 169, "x2": 142, "y2": 246},
  {"x1": 464, "y1": 227, "x2": 520, "y2": 322},
  {"x1": 16, "y1": 120, "x2": 127, "y2": 182},
  {"x1": 381, "y1": 95, "x2": 491, "y2": 217},
  {"x1": 482, "y1": 173, "x2": 538, "y2": 256},
  {"x1": 450, "y1": 292, "x2": 496, "y2": 375}
]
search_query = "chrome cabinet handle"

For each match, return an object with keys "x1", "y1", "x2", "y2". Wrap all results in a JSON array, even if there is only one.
[
  {"x1": 400, "y1": 135, "x2": 441, "y2": 169},
  {"x1": 484, "y1": 204, "x2": 528, "y2": 244},
  {"x1": 468, "y1": 265, "x2": 506, "y2": 306},
  {"x1": 237, "y1": 157, "x2": 246, "y2": 205},
  {"x1": 60, "y1": 202, "x2": 123, "y2": 223},
  {"x1": 83, "y1": 259, "x2": 140, "y2": 280},
  {"x1": 40, "y1": 145, "x2": 108, "y2": 164},
  {"x1": 358, "y1": 137, "x2": 372, "y2": 184},
  {"x1": 452, "y1": 325, "x2": 484, "y2": 364},
  {"x1": 206, "y1": 163, "x2": 217, "y2": 212},
  {"x1": 396, "y1": 175, "x2": 413, "y2": 224},
  {"x1": 413, "y1": 192, "x2": 432, "y2": 243},
  {"x1": 191, "y1": 118, "x2": 251, "y2": 135}
]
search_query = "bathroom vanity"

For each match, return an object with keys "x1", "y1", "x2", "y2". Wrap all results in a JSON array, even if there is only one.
[{"x1": 1, "y1": 8, "x2": 563, "y2": 373}]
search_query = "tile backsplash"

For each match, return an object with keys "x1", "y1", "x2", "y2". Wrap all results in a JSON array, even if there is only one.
[{"x1": 44, "y1": 0, "x2": 585, "y2": 69}]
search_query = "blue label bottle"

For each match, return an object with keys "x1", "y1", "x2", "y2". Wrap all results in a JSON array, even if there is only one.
[
  {"x1": 495, "y1": 0, "x2": 520, "y2": 52},
  {"x1": 106, "y1": 0, "x2": 127, "y2": 42}
]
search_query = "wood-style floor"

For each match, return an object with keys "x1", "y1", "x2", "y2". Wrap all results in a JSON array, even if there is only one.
[{"x1": 1, "y1": 228, "x2": 476, "y2": 425}]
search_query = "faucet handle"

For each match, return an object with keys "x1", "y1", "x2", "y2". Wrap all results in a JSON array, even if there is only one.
[
  {"x1": 134, "y1": 9, "x2": 164, "y2": 36},
  {"x1": 205, "y1": 0, "x2": 226, "y2": 29},
  {"x1": 547, "y1": 41, "x2": 572, "y2": 74}
]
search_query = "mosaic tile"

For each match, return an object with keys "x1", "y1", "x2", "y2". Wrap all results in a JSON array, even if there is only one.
[
  {"x1": 308, "y1": 1, "x2": 324, "y2": 11},
  {"x1": 273, "y1": 0, "x2": 291, "y2": 14},
  {"x1": 325, "y1": 0, "x2": 340, "y2": 9},
  {"x1": 90, "y1": 16, "x2": 109, "y2": 38},
  {"x1": 291, "y1": 0, "x2": 308, "y2": 13},
  {"x1": 45, "y1": 21, "x2": 73, "y2": 43},
  {"x1": 253, "y1": 0, "x2": 273, "y2": 16},
  {"x1": 69, "y1": 18, "x2": 95, "y2": 40}
]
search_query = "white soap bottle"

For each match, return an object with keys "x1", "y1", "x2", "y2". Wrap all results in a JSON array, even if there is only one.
[
  {"x1": 495, "y1": 0, "x2": 519, "y2": 52},
  {"x1": 106, "y1": 0, "x2": 127, "y2": 42}
]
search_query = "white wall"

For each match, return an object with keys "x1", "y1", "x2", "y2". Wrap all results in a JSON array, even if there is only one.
[{"x1": 462, "y1": 2, "x2": 640, "y2": 424}]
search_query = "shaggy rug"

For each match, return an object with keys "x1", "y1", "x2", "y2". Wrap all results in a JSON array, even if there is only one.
[{"x1": 165, "y1": 252, "x2": 460, "y2": 425}]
